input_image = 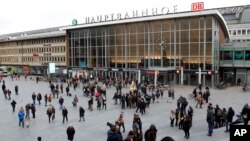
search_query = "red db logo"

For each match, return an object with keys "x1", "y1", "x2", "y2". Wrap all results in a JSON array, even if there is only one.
[{"x1": 191, "y1": 2, "x2": 204, "y2": 11}]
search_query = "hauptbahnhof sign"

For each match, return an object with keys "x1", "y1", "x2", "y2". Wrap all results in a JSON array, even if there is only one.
[{"x1": 72, "y1": 5, "x2": 178, "y2": 25}]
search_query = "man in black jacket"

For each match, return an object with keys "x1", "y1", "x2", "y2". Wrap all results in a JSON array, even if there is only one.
[{"x1": 62, "y1": 106, "x2": 68, "y2": 123}]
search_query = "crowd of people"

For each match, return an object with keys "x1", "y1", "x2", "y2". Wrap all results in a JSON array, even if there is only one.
[{"x1": 1, "y1": 73, "x2": 250, "y2": 141}]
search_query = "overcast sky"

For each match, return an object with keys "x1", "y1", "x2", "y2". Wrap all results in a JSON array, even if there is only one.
[{"x1": 0, "y1": 0, "x2": 249, "y2": 35}]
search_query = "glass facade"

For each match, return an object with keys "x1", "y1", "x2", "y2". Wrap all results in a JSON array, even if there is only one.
[{"x1": 68, "y1": 15, "x2": 227, "y2": 86}]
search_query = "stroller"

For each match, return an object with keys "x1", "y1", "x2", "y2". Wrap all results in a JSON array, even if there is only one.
[{"x1": 231, "y1": 114, "x2": 244, "y2": 125}]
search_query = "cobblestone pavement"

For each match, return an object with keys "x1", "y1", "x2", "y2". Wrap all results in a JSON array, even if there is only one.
[{"x1": 0, "y1": 76, "x2": 248, "y2": 141}]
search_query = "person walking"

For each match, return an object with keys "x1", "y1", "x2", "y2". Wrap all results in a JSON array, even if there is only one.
[
  {"x1": 60, "y1": 83, "x2": 63, "y2": 93},
  {"x1": 225, "y1": 107, "x2": 234, "y2": 132},
  {"x1": 47, "y1": 107, "x2": 52, "y2": 123},
  {"x1": 144, "y1": 124, "x2": 157, "y2": 141},
  {"x1": 32, "y1": 92, "x2": 36, "y2": 105},
  {"x1": 37, "y1": 93, "x2": 42, "y2": 105},
  {"x1": 79, "y1": 106, "x2": 85, "y2": 122},
  {"x1": 241, "y1": 104, "x2": 249, "y2": 125},
  {"x1": 117, "y1": 113, "x2": 125, "y2": 132},
  {"x1": 15, "y1": 85, "x2": 18, "y2": 95},
  {"x1": 59, "y1": 96, "x2": 64, "y2": 109},
  {"x1": 62, "y1": 106, "x2": 68, "y2": 123},
  {"x1": 7, "y1": 89, "x2": 11, "y2": 100},
  {"x1": 18, "y1": 107, "x2": 25, "y2": 128},
  {"x1": 31, "y1": 104, "x2": 36, "y2": 118},
  {"x1": 44, "y1": 94, "x2": 48, "y2": 106},
  {"x1": 72, "y1": 95, "x2": 78, "y2": 107},
  {"x1": 170, "y1": 109, "x2": 175, "y2": 127},
  {"x1": 183, "y1": 115, "x2": 191, "y2": 139},
  {"x1": 11, "y1": 99, "x2": 17, "y2": 112},
  {"x1": 207, "y1": 104, "x2": 215, "y2": 136},
  {"x1": 67, "y1": 125, "x2": 75, "y2": 141},
  {"x1": 51, "y1": 106, "x2": 56, "y2": 122},
  {"x1": 66, "y1": 86, "x2": 70, "y2": 96},
  {"x1": 25, "y1": 115, "x2": 30, "y2": 128}
]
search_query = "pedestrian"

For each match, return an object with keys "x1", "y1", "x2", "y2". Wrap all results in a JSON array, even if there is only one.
[
  {"x1": 183, "y1": 115, "x2": 191, "y2": 139},
  {"x1": 25, "y1": 104, "x2": 30, "y2": 118},
  {"x1": 88, "y1": 96, "x2": 93, "y2": 111},
  {"x1": 44, "y1": 94, "x2": 48, "y2": 106},
  {"x1": 47, "y1": 107, "x2": 52, "y2": 123},
  {"x1": 66, "y1": 86, "x2": 70, "y2": 96},
  {"x1": 123, "y1": 130, "x2": 134, "y2": 141},
  {"x1": 59, "y1": 96, "x2": 64, "y2": 109},
  {"x1": 31, "y1": 104, "x2": 36, "y2": 118},
  {"x1": 18, "y1": 107, "x2": 25, "y2": 128},
  {"x1": 117, "y1": 113, "x2": 125, "y2": 132},
  {"x1": 7, "y1": 89, "x2": 11, "y2": 100},
  {"x1": 52, "y1": 106, "x2": 56, "y2": 122},
  {"x1": 25, "y1": 115, "x2": 30, "y2": 128},
  {"x1": 102, "y1": 96, "x2": 107, "y2": 110},
  {"x1": 225, "y1": 107, "x2": 234, "y2": 132},
  {"x1": 79, "y1": 106, "x2": 85, "y2": 122},
  {"x1": 37, "y1": 136, "x2": 42, "y2": 141},
  {"x1": 207, "y1": 104, "x2": 215, "y2": 136},
  {"x1": 37, "y1": 93, "x2": 42, "y2": 105},
  {"x1": 48, "y1": 94, "x2": 52, "y2": 105},
  {"x1": 241, "y1": 103, "x2": 249, "y2": 125},
  {"x1": 170, "y1": 109, "x2": 175, "y2": 127},
  {"x1": 11, "y1": 99, "x2": 17, "y2": 112},
  {"x1": 62, "y1": 106, "x2": 68, "y2": 123},
  {"x1": 72, "y1": 95, "x2": 78, "y2": 106},
  {"x1": 15, "y1": 85, "x2": 18, "y2": 95},
  {"x1": 60, "y1": 83, "x2": 63, "y2": 93},
  {"x1": 237, "y1": 78, "x2": 241, "y2": 86},
  {"x1": 107, "y1": 124, "x2": 123, "y2": 141},
  {"x1": 187, "y1": 106, "x2": 194, "y2": 127},
  {"x1": 36, "y1": 76, "x2": 39, "y2": 83},
  {"x1": 160, "y1": 136, "x2": 175, "y2": 141},
  {"x1": 67, "y1": 125, "x2": 75, "y2": 141},
  {"x1": 144, "y1": 124, "x2": 157, "y2": 141},
  {"x1": 32, "y1": 92, "x2": 36, "y2": 105}
]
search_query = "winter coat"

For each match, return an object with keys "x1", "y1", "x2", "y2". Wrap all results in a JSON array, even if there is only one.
[{"x1": 67, "y1": 126, "x2": 75, "y2": 140}]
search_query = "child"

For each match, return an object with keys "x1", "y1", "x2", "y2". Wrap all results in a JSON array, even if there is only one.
[{"x1": 25, "y1": 115, "x2": 30, "y2": 128}]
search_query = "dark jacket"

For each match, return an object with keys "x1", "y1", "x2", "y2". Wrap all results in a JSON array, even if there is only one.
[
  {"x1": 79, "y1": 107, "x2": 85, "y2": 117},
  {"x1": 207, "y1": 108, "x2": 215, "y2": 123},
  {"x1": 107, "y1": 131, "x2": 123, "y2": 141},
  {"x1": 62, "y1": 108, "x2": 68, "y2": 116},
  {"x1": 227, "y1": 107, "x2": 235, "y2": 122},
  {"x1": 183, "y1": 119, "x2": 191, "y2": 131},
  {"x1": 67, "y1": 126, "x2": 75, "y2": 140}
]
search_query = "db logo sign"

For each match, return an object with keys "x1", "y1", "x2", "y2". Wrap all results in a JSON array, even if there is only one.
[{"x1": 191, "y1": 2, "x2": 204, "y2": 11}]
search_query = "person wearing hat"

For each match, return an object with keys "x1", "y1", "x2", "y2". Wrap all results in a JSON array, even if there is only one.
[{"x1": 144, "y1": 124, "x2": 157, "y2": 141}]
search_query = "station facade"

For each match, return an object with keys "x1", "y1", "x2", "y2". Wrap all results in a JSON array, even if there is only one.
[{"x1": 62, "y1": 10, "x2": 230, "y2": 87}]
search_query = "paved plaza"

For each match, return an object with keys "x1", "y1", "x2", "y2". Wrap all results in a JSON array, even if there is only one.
[{"x1": 0, "y1": 76, "x2": 249, "y2": 141}]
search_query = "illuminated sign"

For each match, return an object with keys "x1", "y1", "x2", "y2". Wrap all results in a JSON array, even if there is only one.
[{"x1": 191, "y1": 2, "x2": 204, "y2": 11}]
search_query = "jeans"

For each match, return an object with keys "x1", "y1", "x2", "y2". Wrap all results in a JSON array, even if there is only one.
[
  {"x1": 19, "y1": 119, "x2": 24, "y2": 128},
  {"x1": 208, "y1": 122, "x2": 214, "y2": 135},
  {"x1": 225, "y1": 120, "x2": 231, "y2": 131}
]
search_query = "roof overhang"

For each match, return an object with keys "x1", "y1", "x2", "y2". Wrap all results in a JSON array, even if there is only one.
[{"x1": 60, "y1": 10, "x2": 230, "y2": 39}]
